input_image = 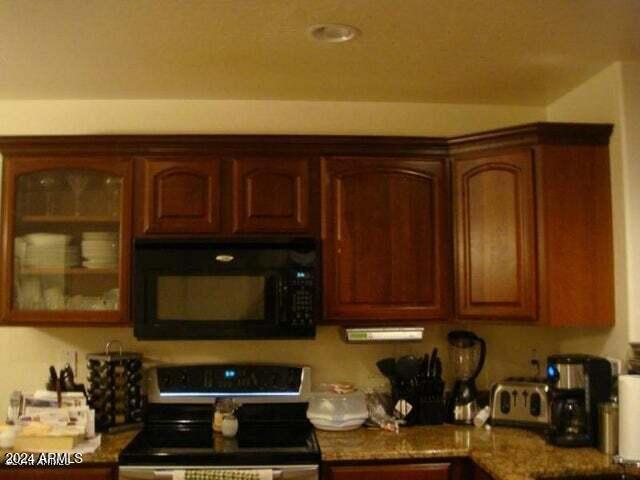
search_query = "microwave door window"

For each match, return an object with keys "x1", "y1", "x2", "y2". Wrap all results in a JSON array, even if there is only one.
[{"x1": 156, "y1": 276, "x2": 265, "y2": 321}]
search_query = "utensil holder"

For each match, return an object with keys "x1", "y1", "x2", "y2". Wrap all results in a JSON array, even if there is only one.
[{"x1": 392, "y1": 379, "x2": 445, "y2": 426}]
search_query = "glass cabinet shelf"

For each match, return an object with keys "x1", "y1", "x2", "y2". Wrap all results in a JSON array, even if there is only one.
[
  {"x1": 18, "y1": 215, "x2": 120, "y2": 224},
  {"x1": 18, "y1": 267, "x2": 119, "y2": 276}
]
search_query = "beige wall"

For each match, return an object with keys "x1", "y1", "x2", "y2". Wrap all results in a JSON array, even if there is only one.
[
  {"x1": 546, "y1": 62, "x2": 640, "y2": 358},
  {"x1": 619, "y1": 63, "x2": 640, "y2": 343},
  {"x1": 0, "y1": 99, "x2": 544, "y2": 137}
]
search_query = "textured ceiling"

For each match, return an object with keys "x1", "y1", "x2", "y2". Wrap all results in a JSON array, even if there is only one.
[{"x1": 0, "y1": 0, "x2": 638, "y2": 104}]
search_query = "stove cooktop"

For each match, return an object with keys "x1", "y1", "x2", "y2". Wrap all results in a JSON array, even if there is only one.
[
  {"x1": 119, "y1": 426, "x2": 320, "y2": 466},
  {"x1": 120, "y1": 365, "x2": 320, "y2": 467}
]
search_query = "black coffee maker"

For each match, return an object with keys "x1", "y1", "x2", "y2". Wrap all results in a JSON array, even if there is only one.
[{"x1": 546, "y1": 354, "x2": 612, "y2": 447}]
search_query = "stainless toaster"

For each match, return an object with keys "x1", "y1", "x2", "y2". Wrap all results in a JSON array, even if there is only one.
[{"x1": 490, "y1": 378, "x2": 550, "y2": 428}]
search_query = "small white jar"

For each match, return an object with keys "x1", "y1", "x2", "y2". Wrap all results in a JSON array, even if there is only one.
[
  {"x1": 221, "y1": 414, "x2": 239, "y2": 438},
  {"x1": 0, "y1": 427, "x2": 18, "y2": 448}
]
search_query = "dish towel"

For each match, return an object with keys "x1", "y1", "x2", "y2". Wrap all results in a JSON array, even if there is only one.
[{"x1": 173, "y1": 470, "x2": 273, "y2": 480}]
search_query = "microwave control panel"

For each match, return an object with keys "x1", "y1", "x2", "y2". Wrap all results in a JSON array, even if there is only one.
[{"x1": 287, "y1": 269, "x2": 315, "y2": 326}]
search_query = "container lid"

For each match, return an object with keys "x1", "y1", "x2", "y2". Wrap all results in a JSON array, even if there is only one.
[{"x1": 306, "y1": 390, "x2": 369, "y2": 422}]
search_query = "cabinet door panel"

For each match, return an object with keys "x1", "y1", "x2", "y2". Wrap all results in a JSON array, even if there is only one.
[
  {"x1": 327, "y1": 463, "x2": 451, "y2": 480},
  {"x1": 453, "y1": 149, "x2": 536, "y2": 320},
  {"x1": 322, "y1": 157, "x2": 449, "y2": 321},
  {"x1": 232, "y1": 157, "x2": 310, "y2": 233},
  {"x1": 1, "y1": 156, "x2": 132, "y2": 326},
  {"x1": 140, "y1": 157, "x2": 221, "y2": 234}
]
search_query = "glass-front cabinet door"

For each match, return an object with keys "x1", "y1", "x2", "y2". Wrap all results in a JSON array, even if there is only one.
[{"x1": 1, "y1": 156, "x2": 132, "y2": 324}]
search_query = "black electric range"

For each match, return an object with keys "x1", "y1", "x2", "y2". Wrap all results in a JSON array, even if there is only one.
[{"x1": 119, "y1": 364, "x2": 320, "y2": 479}]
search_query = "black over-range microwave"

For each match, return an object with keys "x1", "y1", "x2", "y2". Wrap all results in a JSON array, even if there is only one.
[{"x1": 133, "y1": 237, "x2": 318, "y2": 340}]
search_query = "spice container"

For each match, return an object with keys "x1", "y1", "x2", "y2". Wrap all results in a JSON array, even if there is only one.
[{"x1": 87, "y1": 340, "x2": 143, "y2": 432}]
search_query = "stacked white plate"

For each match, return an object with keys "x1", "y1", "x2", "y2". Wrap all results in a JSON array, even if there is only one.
[
  {"x1": 81, "y1": 232, "x2": 118, "y2": 269},
  {"x1": 23, "y1": 234, "x2": 79, "y2": 268}
]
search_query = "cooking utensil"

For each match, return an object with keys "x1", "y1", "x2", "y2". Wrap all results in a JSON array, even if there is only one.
[
  {"x1": 421, "y1": 354, "x2": 430, "y2": 378},
  {"x1": 376, "y1": 358, "x2": 397, "y2": 379},
  {"x1": 429, "y1": 348, "x2": 438, "y2": 377},
  {"x1": 396, "y1": 355, "x2": 421, "y2": 387},
  {"x1": 435, "y1": 357, "x2": 443, "y2": 379},
  {"x1": 46, "y1": 365, "x2": 58, "y2": 391}
]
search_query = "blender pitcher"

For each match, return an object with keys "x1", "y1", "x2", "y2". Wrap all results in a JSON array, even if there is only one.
[{"x1": 448, "y1": 330, "x2": 486, "y2": 424}]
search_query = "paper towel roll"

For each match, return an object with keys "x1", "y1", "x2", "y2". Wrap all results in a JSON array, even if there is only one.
[{"x1": 619, "y1": 374, "x2": 640, "y2": 461}]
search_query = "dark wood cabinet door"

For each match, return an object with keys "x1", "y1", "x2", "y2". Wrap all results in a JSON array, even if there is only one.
[
  {"x1": 321, "y1": 157, "x2": 450, "y2": 322},
  {"x1": 1, "y1": 156, "x2": 133, "y2": 326},
  {"x1": 232, "y1": 157, "x2": 310, "y2": 233},
  {"x1": 139, "y1": 157, "x2": 221, "y2": 234},
  {"x1": 0, "y1": 465, "x2": 115, "y2": 480},
  {"x1": 452, "y1": 148, "x2": 537, "y2": 320},
  {"x1": 326, "y1": 463, "x2": 451, "y2": 480},
  {"x1": 472, "y1": 463, "x2": 494, "y2": 480}
]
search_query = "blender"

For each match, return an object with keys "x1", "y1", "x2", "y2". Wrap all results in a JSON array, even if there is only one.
[{"x1": 448, "y1": 330, "x2": 486, "y2": 424}]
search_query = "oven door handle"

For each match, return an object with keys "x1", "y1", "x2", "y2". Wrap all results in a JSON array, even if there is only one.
[{"x1": 120, "y1": 469, "x2": 285, "y2": 480}]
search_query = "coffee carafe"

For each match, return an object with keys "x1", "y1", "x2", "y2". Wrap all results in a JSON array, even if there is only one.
[
  {"x1": 448, "y1": 330, "x2": 486, "y2": 424},
  {"x1": 546, "y1": 354, "x2": 612, "y2": 447}
]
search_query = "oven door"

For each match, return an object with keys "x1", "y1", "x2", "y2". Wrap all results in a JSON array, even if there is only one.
[
  {"x1": 133, "y1": 238, "x2": 317, "y2": 340},
  {"x1": 119, "y1": 465, "x2": 319, "y2": 480}
]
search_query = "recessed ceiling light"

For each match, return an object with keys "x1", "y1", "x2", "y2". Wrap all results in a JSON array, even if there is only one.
[{"x1": 308, "y1": 24, "x2": 360, "y2": 43}]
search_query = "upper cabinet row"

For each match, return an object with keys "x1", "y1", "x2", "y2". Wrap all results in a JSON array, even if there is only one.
[{"x1": 0, "y1": 123, "x2": 615, "y2": 328}]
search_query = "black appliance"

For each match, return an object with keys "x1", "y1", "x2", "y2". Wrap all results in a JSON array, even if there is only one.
[
  {"x1": 546, "y1": 354, "x2": 613, "y2": 447},
  {"x1": 119, "y1": 364, "x2": 320, "y2": 479},
  {"x1": 447, "y1": 330, "x2": 486, "y2": 424},
  {"x1": 133, "y1": 237, "x2": 318, "y2": 340}
]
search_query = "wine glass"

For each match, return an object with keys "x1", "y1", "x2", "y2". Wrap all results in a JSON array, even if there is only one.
[
  {"x1": 104, "y1": 177, "x2": 122, "y2": 217},
  {"x1": 39, "y1": 174, "x2": 59, "y2": 216},
  {"x1": 66, "y1": 172, "x2": 89, "y2": 216}
]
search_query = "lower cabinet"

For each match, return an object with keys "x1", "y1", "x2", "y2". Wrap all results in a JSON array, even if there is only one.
[
  {"x1": 472, "y1": 464, "x2": 494, "y2": 480},
  {"x1": 0, "y1": 465, "x2": 116, "y2": 480},
  {"x1": 325, "y1": 460, "x2": 470, "y2": 480}
]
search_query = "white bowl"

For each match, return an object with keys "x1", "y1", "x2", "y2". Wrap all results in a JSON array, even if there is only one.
[
  {"x1": 309, "y1": 417, "x2": 367, "y2": 431},
  {"x1": 24, "y1": 233, "x2": 72, "y2": 246}
]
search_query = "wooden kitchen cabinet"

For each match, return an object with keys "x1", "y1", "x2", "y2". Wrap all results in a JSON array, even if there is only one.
[
  {"x1": 472, "y1": 463, "x2": 494, "y2": 480},
  {"x1": 451, "y1": 124, "x2": 614, "y2": 326},
  {"x1": 325, "y1": 461, "x2": 470, "y2": 480},
  {"x1": 452, "y1": 148, "x2": 537, "y2": 320},
  {"x1": 231, "y1": 156, "x2": 312, "y2": 233},
  {"x1": 0, "y1": 465, "x2": 118, "y2": 480},
  {"x1": 0, "y1": 155, "x2": 133, "y2": 325},
  {"x1": 0, "y1": 465, "x2": 116, "y2": 480},
  {"x1": 321, "y1": 156, "x2": 450, "y2": 322},
  {"x1": 0, "y1": 124, "x2": 614, "y2": 328},
  {"x1": 137, "y1": 156, "x2": 222, "y2": 235}
]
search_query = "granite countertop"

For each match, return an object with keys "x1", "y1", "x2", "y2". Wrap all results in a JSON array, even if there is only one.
[
  {"x1": 0, "y1": 425, "x2": 635, "y2": 480},
  {"x1": 0, "y1": 429, "x2": 139, "y2": 465},
  {"x1": 316, "y1": 424, "x2": 629, "y2": 480}
]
